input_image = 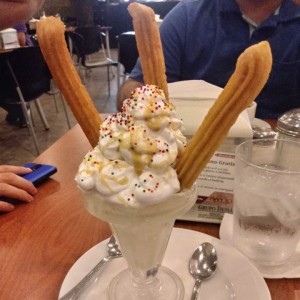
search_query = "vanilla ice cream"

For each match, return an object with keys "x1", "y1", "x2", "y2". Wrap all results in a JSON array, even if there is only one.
[{"x1": 76, "y1": 85, "x2": 187, "y2": 206}]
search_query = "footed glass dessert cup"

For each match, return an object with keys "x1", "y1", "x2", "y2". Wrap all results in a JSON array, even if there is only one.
[{"x1": 83, "y1": 184, "x2": 197, "y2": 300}]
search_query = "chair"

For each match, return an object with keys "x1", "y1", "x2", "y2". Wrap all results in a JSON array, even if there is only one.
[
  {"x1": 117, "y1": 31, "x2": 139, "y2": 86},
  {"x1": 67, "y1": 26, "x2": 118, "y2": 95},
  {"x1": 0, "y1": 46, "x2": 70, "y2": 154}
]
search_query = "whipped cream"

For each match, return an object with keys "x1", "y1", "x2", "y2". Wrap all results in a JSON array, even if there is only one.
[{"x1": 76, "y1": 85, "x2": 186, "y2": 206}]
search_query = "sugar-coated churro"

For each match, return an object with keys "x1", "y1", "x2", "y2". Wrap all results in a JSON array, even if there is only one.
[
  {"x1": 36, "y1": 17, "x2": 101, "y2": 147},
  {"x1": 128, "y1": 3, "x2": 169, "y2": 100},
  {"x1": 176, "y1": 41, "x2": 272, "y2": 189}
]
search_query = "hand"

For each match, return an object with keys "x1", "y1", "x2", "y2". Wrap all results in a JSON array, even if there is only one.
[
  {"x1": 0, "y1": 165, "x2": 37, "y2": 212},
  {"x1": 0, "y1": 0, "x2": 45, "y2": 30}
]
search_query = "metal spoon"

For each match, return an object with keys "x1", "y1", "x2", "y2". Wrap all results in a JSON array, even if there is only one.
[
  {"x1": 59, "y1": 236, "x2": 122, "y2": 300},
  {"x1": 189, "y1": 242, "x2": 218, "y2": 300}
]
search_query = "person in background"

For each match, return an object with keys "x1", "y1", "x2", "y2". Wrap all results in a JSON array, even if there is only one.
[
  {"x1": 0, "y1": 22, "x2": 34, "y2": 127},
  {"x1": 14, "y1": 22, "x2": 33, "y2": 46},
  {"x1": 0, "y1": 0, "x2": 44, "y2": 213},
  {"x1": 0, "y1": 19, "x2": 34, "y2": 126},
  {"x1": 117, "y1": 0, "x2": 300, "y2": 119}
]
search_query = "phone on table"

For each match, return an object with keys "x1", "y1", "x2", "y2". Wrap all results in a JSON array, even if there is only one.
[{"x1": 21, "y1": 163, "x2": 57, "y2": 186}]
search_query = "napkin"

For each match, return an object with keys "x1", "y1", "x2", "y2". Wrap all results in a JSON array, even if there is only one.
[
  {"x1": 0, "y1": 28, "x2": 20, "y2": 50},
  {"x1": 168, "y1": 80, "x2": 253, "y2": 138},
  {"x1": 220, "y1": 213, "x2": 300, "y2": 279}
]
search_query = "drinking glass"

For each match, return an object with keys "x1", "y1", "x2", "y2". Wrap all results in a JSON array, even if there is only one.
[
  {"x1": 233, "y1": 139, "x2": 300, "y2": 267},
  {"x1": 83, "y1": 184, "x2": 197, "y2": 300}
]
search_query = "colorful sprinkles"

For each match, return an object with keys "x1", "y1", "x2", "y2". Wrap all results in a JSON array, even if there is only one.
[{"x1": 77, "y1": 84, "x2": 186, "y2": 205}]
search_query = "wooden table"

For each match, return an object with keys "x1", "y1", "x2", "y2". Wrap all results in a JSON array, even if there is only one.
[{"x1": 1, "y1": 123, "x2": 300, "y2": 300}]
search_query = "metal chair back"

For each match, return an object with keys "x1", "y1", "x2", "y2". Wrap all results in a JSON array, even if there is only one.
[
  {"x1": 75, "y1": 26, "x2": 103, "y2": 55},
  {"x1": 6, "y1": 46, "x2": 51, "y2": 101},
  {"x1": 0, "y1": 46, "x2": 70, "y2": 154},
  {"x1": 67, "y1": 27, "x2": 118, "y2": 95}
]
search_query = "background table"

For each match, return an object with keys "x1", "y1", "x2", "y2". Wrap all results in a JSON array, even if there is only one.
[{"x1": 1, "y1": 122, "x2": 300, "y2": 300}]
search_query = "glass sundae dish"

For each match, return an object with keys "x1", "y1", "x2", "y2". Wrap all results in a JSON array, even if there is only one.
[
  {"x1": 84, "y1": 185, "x2": 197, "y2": 300},
  {"x1": 76, "y1": 85, "x2": 197, "y2": 299}
]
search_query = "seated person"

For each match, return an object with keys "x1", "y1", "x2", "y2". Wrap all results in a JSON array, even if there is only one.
[
  {"x1": 0, "y1": 23, "x2": 33, "y2": 127},
  {"x1": 15, "y1": 22, "x2": 33, "y2": 47},
  {"x1": 117, "y1": 0, "x2": 300, "y2": 119}
]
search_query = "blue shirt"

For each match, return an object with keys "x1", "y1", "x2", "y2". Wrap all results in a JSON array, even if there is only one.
[{"x1": 130, "y1": 0, "x2": 300, "y2": 119}]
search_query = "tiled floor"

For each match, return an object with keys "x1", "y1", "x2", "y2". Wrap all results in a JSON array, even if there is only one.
[{"x1": 0, "y1": 50, "x2": 120, "y2": 165}]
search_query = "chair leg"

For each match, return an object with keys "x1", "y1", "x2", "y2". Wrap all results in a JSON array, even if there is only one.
[
  {"x1": 50, "y1": 80, "x2": 59, "y2": 113},
  {"x1": 60, "y1": 95, "x2": 72, "y2": 129},
  {"x1": 34, "y1": 98, "x2": 50, "y2": 130},
  {"x1": 107, "y1": 65, "x2": 111, "y2": 96},
  {"x1": 20, "y1": 100, "x2": 40, "y2": 155},
  {"x1": 27, "y1": 102, "x2": 35, "y2": 127},
  {"x1": 117, "y1": 63, "x2": 121, "y2": 88},
  {"x1": 14, "y1": 86, "x2": 40, "y2": 154},
  {"x1": 50, "y1": 87, "x2": 71, "y2": 129}
]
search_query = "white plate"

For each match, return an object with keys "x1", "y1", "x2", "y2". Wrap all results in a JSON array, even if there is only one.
[{"x1": 59, "y1": 228, "x2": 271, "y2": 300}]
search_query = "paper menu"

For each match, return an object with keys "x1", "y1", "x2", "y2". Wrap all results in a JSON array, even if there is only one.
[{"x1": 168, "y1": 80, "x2": 253, "y2": 139}]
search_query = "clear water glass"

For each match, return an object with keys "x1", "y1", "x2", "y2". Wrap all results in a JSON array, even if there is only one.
[{"x1": 233, "y1": 139, "x2": 300, "y2": 267}]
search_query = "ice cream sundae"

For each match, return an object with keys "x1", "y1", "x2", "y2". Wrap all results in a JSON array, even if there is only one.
[{"x1": 74, "y1": 84, "x2": 197, "y2": 299}]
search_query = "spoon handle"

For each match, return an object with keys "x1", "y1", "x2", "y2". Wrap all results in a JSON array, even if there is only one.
[
  {"x1": 59, "y1": 255, "x2": 112, "y2": 300},
  {"x1": 191, "y1": 278, "x2": 202, "y2": 300}
]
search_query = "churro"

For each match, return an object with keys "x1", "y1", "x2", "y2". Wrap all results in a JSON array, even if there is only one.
[
  {"x1": 128, "y1": 3, "x2": 169, "y2": 100},
  {"x1": 176, "y1": 41, "x2": 272, "y2": 189},
  {"x1": 36, "y1": 17, "x2": 101, "y2": 147}
]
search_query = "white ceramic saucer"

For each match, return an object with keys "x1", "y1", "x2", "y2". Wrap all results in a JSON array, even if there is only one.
[{"x1": 59, "y1": 228, "x2": 271, "y2": 300}]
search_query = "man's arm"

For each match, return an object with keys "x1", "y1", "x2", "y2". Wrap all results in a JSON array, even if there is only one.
[
  {"x1": 0, "y1": 0, "x2": 44, "y2": 30},
  {"x1": 116, "y1": 78, "x2": 142, "y2": 111},
  {"x1": 17, "y1": 31, "x2": 26, "y2": 46}
]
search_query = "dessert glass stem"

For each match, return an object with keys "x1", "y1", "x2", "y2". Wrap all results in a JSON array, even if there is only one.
[
  {"x1": 110, "y1": 220, "x2": 173, "y2": 280},
  {"x1": 108, "y1": 220, "x2": 178, "y2": 300}
]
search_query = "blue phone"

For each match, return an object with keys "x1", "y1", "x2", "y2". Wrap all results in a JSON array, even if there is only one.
[{"x1": 21, "y1": 163, "x2": 57, "y2": 186}]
